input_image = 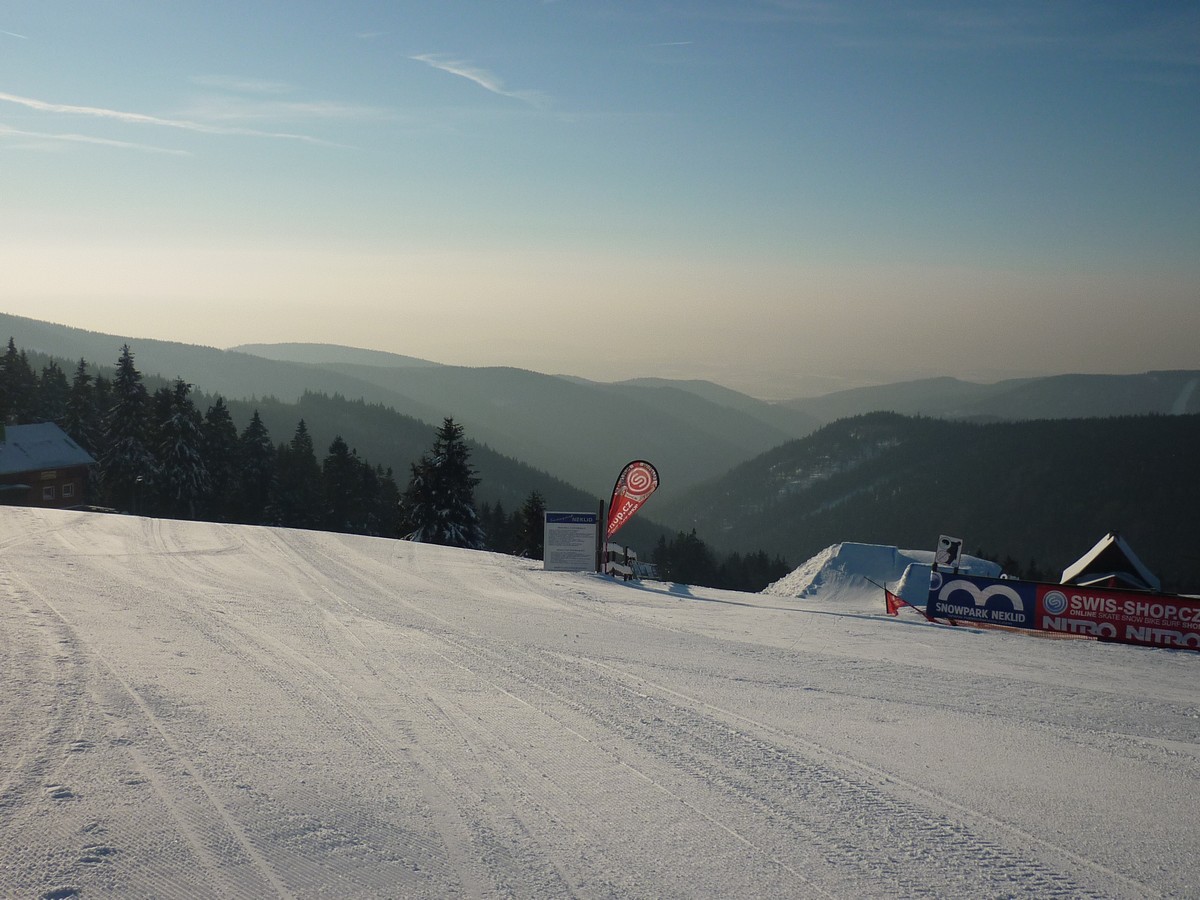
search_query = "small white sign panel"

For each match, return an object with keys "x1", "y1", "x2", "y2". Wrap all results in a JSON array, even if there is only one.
[
  {"x1": 936, "y1": 534, "x2": 964, "y2": 568},
  {"x1": 544, "y1": 512, "x2": 599, "y2": 572}
]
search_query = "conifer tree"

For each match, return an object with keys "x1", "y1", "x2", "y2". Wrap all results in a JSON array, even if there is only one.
[
  {"x1": 154, "y1": 379, "x2": 210, "y2": 519},
  {"x1": 148, "y1": 387, "x2": 174, "y2": 472},
  {"x1": 400, "y1": 417, "x2": 484, "y2": 549},
  {"x1": 652, "y1": 529, "x2": 718, "y2": 586},
  {"x1": 233, "y1": 410, "x2": 275, "y2": 524},
  {"x1": 370, "y1": 465, "x2": 404, "y2": 538},
  {"x1": 321, "y1": 435, "x2": 361, "y2": 533},
  {"x1": 479, "y1": 501, "x2": 512, "y2": 553},
  {"x1": 0, "y1": 338, "x2": 10, "y2": 422},
  {"x1": 0, "y1": 339, "x2": 38, "y2": 424},
  {"x1": 200, "y1": 397, "x2": 239, "y2": 521},
  {"x1": 64, "y1": 359, "x2": 102, "y2": 454},
  {"x1": 99, "y1": 345, "x2": 157, "y2": 512},
  {"x1": 516, "y1": 491, "x2": 547, "y2": 559},
  {"x1": 37, "y1": 361, "x2": 70, "y2": 425},
  {"x1": 93, "y1": 375, "x2": 113, "y2": 430},
  {"x1": 268, "y1": 419, "x2": 322, "y2": 528}
]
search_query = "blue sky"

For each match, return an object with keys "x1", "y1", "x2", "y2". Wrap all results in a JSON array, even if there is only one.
[{"x1": 2, "y1": 1, "x2": 1197, "y2": 396}]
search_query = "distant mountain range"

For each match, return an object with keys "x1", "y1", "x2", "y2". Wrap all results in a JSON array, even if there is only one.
[
  {"x1": 658, "y1": 411, "x2": 1200, "y2": 592},
  {"x1": 6, "y1": 312, "x2": 1198, "y2": 572},
  {"x1": 230, "y1": 342, "x2": 441, "y2": 369},
  {"x1": 1, "y1": 314, "x2": 818, "y2": 505},
  {"x1": 785, "y1": 372, "x2": 1200, "y2": 422}
]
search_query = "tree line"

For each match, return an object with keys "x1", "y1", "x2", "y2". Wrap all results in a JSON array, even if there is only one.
[
  {"x1": 649, "y1": 529, "x2": 791, "y2": 592},
  {"x1": 2, "y1": 339, "x2": 794, "y2": 589},
  {"x1": 0, "y1": 340, "x2": 529, "y2": 549}
]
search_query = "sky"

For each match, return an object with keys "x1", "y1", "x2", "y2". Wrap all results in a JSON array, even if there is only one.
[{"x1": 1, "y1": 1, "x2": 1198, "y2": 398}]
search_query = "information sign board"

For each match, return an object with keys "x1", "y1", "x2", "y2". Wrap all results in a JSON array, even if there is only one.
[{"x1": 543, "y1": 512, "x2": 599, "y2": 572}]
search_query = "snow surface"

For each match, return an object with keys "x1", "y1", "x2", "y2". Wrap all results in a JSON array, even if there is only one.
[{"x1": 2, "y1": 508, "x2": 1197, "y2": 899}]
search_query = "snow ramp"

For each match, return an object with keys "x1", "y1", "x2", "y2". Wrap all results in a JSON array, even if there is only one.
[{"x1": 763, "y1": 542, "x2": 1000, "y2": 612}]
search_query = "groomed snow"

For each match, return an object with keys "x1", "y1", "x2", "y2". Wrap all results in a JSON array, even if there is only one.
[{"x1": 2, "y1": 508, "x2": 1197, "y2": 898}]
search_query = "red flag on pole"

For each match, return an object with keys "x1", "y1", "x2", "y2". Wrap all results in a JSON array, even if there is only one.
[
  {"x1": 606, "y1": 460, "x2": 659, "y2": 540},
  {"x1": 885, "y1": 588, "x2": 935, "y2": 622}
]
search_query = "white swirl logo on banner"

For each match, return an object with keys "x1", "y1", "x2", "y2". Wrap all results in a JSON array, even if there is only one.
[
  {"x1": 623, "y1": 462, "x2": 657, "y2": 499},
  {"x1": 606, "y1": 459, "x2": 660, "y2": 540},
  {"x1": 939, "y1": 579, "x2": 1026, "y2": 611}
]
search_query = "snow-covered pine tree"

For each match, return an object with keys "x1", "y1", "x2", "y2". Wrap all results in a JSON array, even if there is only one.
[
  {"x1": 153, "y1": 378, "x2": 211, "y2": 519},
  {"x1": 401, "y1": 417, "x2": 485, "y2": 549},
  {"x1": 99, "y1": 345, "x2": 157, "y2": 513}
]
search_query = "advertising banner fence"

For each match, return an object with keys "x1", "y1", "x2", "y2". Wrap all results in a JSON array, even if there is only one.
[
  {"x1": 927, "y1": 572, "x2": 1200, "y2": 651},
  {"x1": 927, "y1": 571, "x2": 1037, "y2": 629},
  {"x1": 1036, "y1": 583, "x2": 1200, "y2": 650}
]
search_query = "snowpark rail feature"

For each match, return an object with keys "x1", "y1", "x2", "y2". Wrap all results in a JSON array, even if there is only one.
[{"x1": 925, "y1": 571, "x2": 1200, "y2": 651}]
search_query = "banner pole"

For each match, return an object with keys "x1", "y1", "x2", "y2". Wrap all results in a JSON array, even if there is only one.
[{"x1": 596, "y1": 500, "x2": 604, "y2": 573}]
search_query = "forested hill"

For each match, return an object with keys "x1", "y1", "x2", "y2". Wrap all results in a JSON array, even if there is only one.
[
  {"x1": 5, "y1": 343, "x2": 672, "y2": 553},
  {"x1": 0, "y1": 314, "x2": 820, "y2": 505},
  {"x1": 658, "y1": 412, "x2": 1200, "y2": 592},
  {"x1": 785, "y1": 371, "x2": 1200, "y2": 423}
]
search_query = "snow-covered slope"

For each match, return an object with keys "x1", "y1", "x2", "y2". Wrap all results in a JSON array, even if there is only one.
[
  {"x1": 2, "y1": 509, "x2": 1197, "y2": 898},
  {"x1": 764, "y1": 542, "x2": 1001, "y2": 609}
]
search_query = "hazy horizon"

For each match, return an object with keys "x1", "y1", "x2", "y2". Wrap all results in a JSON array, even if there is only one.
[
  {"x1": 3, "y1": 2, "x2": 1197, "y2": 399},
  {"x1": 7, "y1": 308, "x2": 1199, "y2": 403}
]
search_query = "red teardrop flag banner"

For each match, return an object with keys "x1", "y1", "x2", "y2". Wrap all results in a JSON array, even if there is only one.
[{"x1": 606, "y1": 460, "x2": 659, "y2": 540}]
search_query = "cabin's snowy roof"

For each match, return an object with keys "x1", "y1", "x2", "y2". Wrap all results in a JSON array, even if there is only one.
[
  {"x1": 0, "y1": 422, "x2": 96, "y2": 476},
  {"x1": 1061, "y1": 531, "x2": 1161, "y2": 592}
]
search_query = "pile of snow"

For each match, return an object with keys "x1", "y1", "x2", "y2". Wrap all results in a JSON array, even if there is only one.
[{"x1": 763, "y1": 541, "x2": 1001, "y2": 610}]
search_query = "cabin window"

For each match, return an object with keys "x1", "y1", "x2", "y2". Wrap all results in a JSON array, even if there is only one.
[
  {"x1": 62, "y1": 484, "x2": 75, "y2": 499},
  {"x1": 42, "y1": 485, "x2": 56, "y2": 501}
]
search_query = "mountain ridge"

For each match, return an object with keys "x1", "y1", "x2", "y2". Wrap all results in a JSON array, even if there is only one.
[
  {"x1": 658, "y1": 411, "x2": 1200, "y2": 591},
  {"x1": 0, "y1": 315, "x2": 815, "y2": 505}
]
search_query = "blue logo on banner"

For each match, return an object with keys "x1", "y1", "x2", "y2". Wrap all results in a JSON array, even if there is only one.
[
  {"x1": 1042, "y1": 590, "x2": 1068, "y2": 615},
  {"x1": 928, "y1": 574, "x2": 1036, "y2": 629}
]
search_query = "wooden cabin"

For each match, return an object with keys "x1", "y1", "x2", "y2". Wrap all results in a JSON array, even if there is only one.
[{"x1": 0, "y1": 422, "x2": 96, "y2": 509}]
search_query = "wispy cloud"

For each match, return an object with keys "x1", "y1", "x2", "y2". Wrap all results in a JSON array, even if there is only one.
[
  {"x1": 1, "y1": 29, "x2": 28, "y2": 39},
  {"x1": 189, "y1": 75, "x2": 293, "y2": 95},
  {"x1": 0, "y1": 90, "x2": 344, "y2": 146},
  {"x1": 182, "y1": 94, "x2": 391, "y2": 124},
  {"x1": 411, "y1": 54, "x2": 548, "y2": 107},
  {"x1": 184, "y1": 77, "x2": 390, "y2": 126},
  {"x1": 0, "y1": 124, "x2": 190, "y2": 155}
]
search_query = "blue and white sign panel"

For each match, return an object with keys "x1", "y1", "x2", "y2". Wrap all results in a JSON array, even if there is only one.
[
  {"x1": 544, "y1": 512, "x2": 599, "y2": 572},
  {"x1": 927, "y1": 571, "x2": 1037, "y2": 629}
]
